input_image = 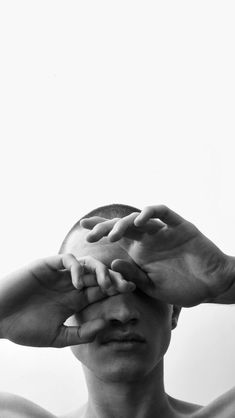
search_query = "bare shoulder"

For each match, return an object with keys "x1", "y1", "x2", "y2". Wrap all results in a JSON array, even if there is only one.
[
  {"x1": 199, "y1": 386, "x2": 235, "y2": 417},
  {"x1": 170, "y1": 387, "x2": 235, "y2": 417},
  {"x1": 0, "y1": 392, "x2": 56, "y2": 418},
  {"x1": 168, "y1": 395, "x2": 203, "y2": 415}
]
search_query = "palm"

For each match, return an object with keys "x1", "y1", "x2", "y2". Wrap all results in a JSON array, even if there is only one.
[
  {"x1": 6, "y1": 286, "x2": 74, "y2": 346},
  {"x1": 118, "y1": 221, "x2": 197, "y2": 264},
  {"x1": 117, "y1": 224, "x2": 227, "y2": 306},
  {"x1": 0, "y1": 261, "x2": 78, "y2": 346}
]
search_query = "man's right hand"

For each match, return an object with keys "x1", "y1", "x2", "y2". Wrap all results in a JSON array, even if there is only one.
[{"x1": 0, "y1": 254, "x2": 135, "y2": 348}]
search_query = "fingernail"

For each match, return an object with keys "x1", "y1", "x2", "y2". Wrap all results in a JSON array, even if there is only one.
[
  {"x1": 76, "y1": 282, "x2": 83, "y2": 291},
  {"x1": 103, "y1": 276, "x2": 112, "y2": 290},
  {"x1": 128, "y1": 282, "x2": 136, "y2": 291}
]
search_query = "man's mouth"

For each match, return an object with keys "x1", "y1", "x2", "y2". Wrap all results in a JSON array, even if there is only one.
[{"x1": 101, "y1": 333, "x2": 146, "y2": 345}]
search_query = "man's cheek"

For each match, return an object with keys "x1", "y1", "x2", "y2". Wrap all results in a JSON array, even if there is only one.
[{"x1": 147, "y1": 298, "x2": 172, "y2": 319}]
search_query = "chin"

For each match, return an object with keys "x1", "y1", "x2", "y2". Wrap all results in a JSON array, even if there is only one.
[
  {"x1": 71, "y1": 340, "x2": 165, "y2": 384},
  {"x1": 90, "y1": 357, "x2": 155, "y2": 383}
]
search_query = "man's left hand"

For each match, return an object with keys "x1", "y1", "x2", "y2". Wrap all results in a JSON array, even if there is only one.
[{"x1": 81, "y1": 205, "x2": 235, "y2": 307}]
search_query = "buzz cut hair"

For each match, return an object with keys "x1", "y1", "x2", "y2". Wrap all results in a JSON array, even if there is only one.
[{"x1": 59, "y1": 203, "x2": 140, "y2": 254}]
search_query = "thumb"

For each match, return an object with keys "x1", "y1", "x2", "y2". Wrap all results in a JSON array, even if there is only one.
[
  {"x1": 111, "y1": 259, "x2": 152, "y2": 293},
  {"x1": 52, "y1": 318, "x2": 106, "y2": 348}
]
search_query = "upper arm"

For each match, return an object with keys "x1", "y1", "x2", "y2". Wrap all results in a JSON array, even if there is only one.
[{"x1": 0, "y1": 392, "x2": 56, "y2": 418}]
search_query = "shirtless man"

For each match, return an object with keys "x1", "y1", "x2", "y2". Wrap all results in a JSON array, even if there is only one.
[{"x1": 1, "y1": 203, "x2": 235, "y2": 418}]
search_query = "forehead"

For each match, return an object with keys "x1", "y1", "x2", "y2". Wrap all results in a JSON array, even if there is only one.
[{"x1": 66, "y1": 228, "x2": 133, "y2": 267}]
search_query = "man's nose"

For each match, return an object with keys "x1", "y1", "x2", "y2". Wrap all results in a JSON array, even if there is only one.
[{"x1": 103, "y1": 293, "x2": 140, "y2": 326}]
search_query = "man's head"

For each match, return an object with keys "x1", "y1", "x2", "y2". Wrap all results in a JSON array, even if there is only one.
[{"x1": 60, "y1": 204, "x2": 180, "y2": 383}]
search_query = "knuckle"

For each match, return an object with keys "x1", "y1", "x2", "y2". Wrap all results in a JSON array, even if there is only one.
[
  {"x1": 185, "y1": 221, "x2": 198, "y2": 234},
  {"x1": 77, "y1": 326, "x2": 82, "y2": 339},
  {"x1": 128, "y1": 212, "x2": 139, "y2": 220},
  {"x1": 93, "y1": 223, "x2": 103, "y2": 232},
  {"x1": 75, "y1": 261, "x2": 83, "y2": 270},
  {"x1": 142, "y1": 205, "x2": 154, "y2": 214},
  {"x1": 159, "y1": 204, "x2": 169, "y2": 212},
  {"x1": 84, "y1": 255, "x2": 92, "y2": 261},
  {"x1": 100, "y1": 264, "x2": 108, "y2": 274},
  {"x1": 52, "y1": 335, "x2": 64, "y2": 348},
  {"x1": 112, "y1": 219, "x2": 122, "y2": 229},
  {"x1": 112, "y1": 217, "x2": 120, "y2": 222},
  {"x1": 63, "y1": 253, "x2": 75, "y2": 264},
  {"x1": 64, "y1": 252, "x2": 74, "y2": 259},
  {"x1": 83, "y1": 255, "x2": 93, "y2": 264}
]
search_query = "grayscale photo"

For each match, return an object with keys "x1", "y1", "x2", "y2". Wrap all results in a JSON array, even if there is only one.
[{"x1": 0, "y1": 2, "x2": 235, "y2": 418}]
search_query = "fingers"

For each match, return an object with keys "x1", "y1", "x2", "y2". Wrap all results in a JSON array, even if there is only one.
[
  {"x1": 76, "y1": 257, "x2": 135, "y2": 296},
  {"x1": 82, "y1": 213, "x2": 151, "y2": 243},
  {"x1": 108, "y1": 215, "x2": 165, "y2": 241},
  {"x1": 80, "y1": 206, "x2": 185, "y2": 246},
  {"x1": 48, "y1": 253, "x2": 134, "y2": 300},
  {"x1": 61, "y1": 254, "x2": 86, "y2": 290},
  {"x1": 76, "y1": 256, "x2": 112, "y2": 292},
  {"x1": 111, "y1": 259, "x2": 152, "y2": 293},
  {"x1": 80, "y1": 216, "x2": 108, "y2": 229},
  {"x1": 50, "y1": 254, "x2": 125, "y2": 295},
  {"x1": 107, "y1": 213, "x2": 139, "y2": 242},
  {"x1": 71, "y1": 285, "x2": 106, "y2": 312},
  {"x1": 54, "y1": 318, "x2": 106, "y2": 347},
  {"x1": 61, "y1": 285, "x2": 107, "y2": 317},
  {"x1": 77, "y1": 283, "x2": 129, "y2": 310},
  {"x1": 80, "y1": 212, "x2": 167, "y2": 245},
  {"x1": 42, "y1": 254, "x2": 86, "y2": 290},
  {"x1": 85, "y1": 219, "x2": 118, "y2": 243},
  {"x1": 109, "y1": 270, "x2": 136, "y2": 294},
  {"x1": 134, "y1": 205, "x2": 185, "y2": 227}
]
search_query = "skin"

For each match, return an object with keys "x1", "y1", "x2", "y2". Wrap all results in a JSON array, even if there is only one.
[
  {"x1": 1, "y1": 205, "x2": 235, "y2": 417},
  {"x1": 81, "y1": 205, "x2": 235, "y2": 306},
  {"x1": 0, "y1": 253, "x2": 134, "y2": 348},
  {"x1": 66, "y1": 229, "x2": 189, "y2": 418}
]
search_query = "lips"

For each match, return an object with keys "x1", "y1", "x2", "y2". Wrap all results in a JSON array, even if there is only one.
[{"x1": 101, "y1": 333, "x2": 146, "y2": 345}]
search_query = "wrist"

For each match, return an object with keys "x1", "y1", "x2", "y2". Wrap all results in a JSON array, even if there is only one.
[{"x1": 211, "y1": 255, "x2": 235, "y2": 304}]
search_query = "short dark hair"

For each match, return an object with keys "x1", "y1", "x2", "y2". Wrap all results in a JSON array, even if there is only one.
[{"x1": 59, "y1": 203, "x2": 140, "y2": 253}]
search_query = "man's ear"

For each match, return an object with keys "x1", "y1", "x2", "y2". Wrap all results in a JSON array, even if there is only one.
[{"x1": 171, "y1": 305, "x2": 181, "y2": 330}]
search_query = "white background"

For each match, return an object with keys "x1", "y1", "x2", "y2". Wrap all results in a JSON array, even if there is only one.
[{"x1": 0, "y1": 1, "x2": 235, "y2": 416}]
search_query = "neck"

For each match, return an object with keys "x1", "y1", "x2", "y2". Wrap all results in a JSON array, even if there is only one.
[{"x1": 82, "y1": 361, "x2": 175, "y2": 418}]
